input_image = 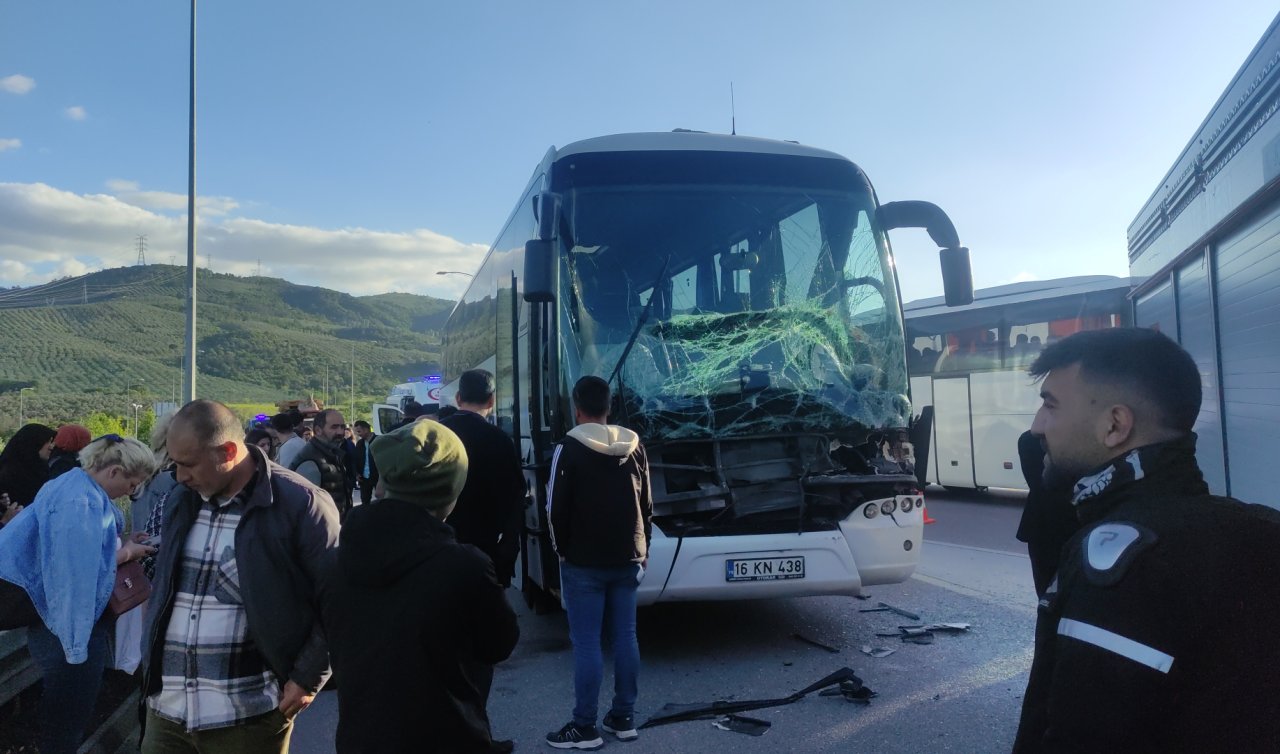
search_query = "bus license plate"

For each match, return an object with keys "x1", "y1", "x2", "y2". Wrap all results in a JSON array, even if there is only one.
[{"x1": 725, "y1": 556, "x2": 806, "y2": 582}]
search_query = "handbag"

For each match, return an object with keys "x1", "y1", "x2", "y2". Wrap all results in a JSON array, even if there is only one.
[
  {"x1": 108, "y1": 559, "x2": 152, "y2": 616},
  {"x1": 0, "y1": 578, "x2": 39, "y2": 630}
]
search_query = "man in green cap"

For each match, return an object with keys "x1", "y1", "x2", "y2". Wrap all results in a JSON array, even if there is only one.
[{"x1": 323, "y1": 420, "x2": 519, "y2": 753}]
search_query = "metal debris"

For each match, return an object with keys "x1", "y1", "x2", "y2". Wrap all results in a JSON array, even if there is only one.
[
  {"x1": 792, "y1": 632, "x2": 840, "y2": 654},
  {"x1": 713, "y1": 714, "x2": 771, "y2": 736},
  {"x1": 860, "y1": 645, "x2": 896, "y2": 658},
  {"x1": 818, "y1": 678, "x2": 878, "y2": 704},
  {"x1": 642, "y1": 667, "x2": 865, "y2": 728}
]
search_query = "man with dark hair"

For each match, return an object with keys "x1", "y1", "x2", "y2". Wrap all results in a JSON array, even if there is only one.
[
  {"x1": 351, "y1": 420, "x2": 379, "y2": 505},
  {"x1": 1013, "y1": 328, "x2": 1280, "y2": 752},
  {"x1": 142, "y1": 400, "x2": 340, "y2": 753},
  {"x1": 545, "y1": 376, "x2": 652, "y2": 749},
  {"x1": 272, "y1": 413, "x2": 305, "y2": 469},
  {"x1": 323, "y1": 420, "x2": 518, "y2": 753},
  {"x1": 291, "y1": 409, "x2": 354, "y2": 518},
  {"x1": 440, "y1": 370, "x2": 525, "y2": 588}
]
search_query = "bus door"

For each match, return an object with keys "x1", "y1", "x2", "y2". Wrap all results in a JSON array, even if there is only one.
[{"x1": 932, "y1": 377, "x2": 976, "y2": 488}]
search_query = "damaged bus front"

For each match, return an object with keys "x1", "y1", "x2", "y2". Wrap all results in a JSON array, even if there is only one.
[
  {"x1": 460, "y1": 131, "x2": 972, "y2": 608},
  {"x1": 440, "y1": 132, "x2": 967, "y2": 609}
]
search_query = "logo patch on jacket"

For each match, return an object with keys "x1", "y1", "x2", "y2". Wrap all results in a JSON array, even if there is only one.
[{"x1": 1082, "y1": 522, "x2": 1156, "y2": 587}]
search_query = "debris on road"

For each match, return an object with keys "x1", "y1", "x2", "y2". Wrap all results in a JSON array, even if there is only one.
[
  {"x1": 877, "y1": 602, "x2": 922, "y2": 621},
  {"x1": 818, "y1": 677, "x2": 878, "y2": 704},
  {"x1": 860, "y1": 645, "x2": 896, "y2": 658},
  {"x1": 792, "y1": 632, "x2": 840, "y2": 653},
  {"x1": 873, "y1": 622, "x2": 971, "y2": 644},
  {"x1": 713, "y1": 714, "x2": 771, "y2": 736},
  {"x1": 641, "y1": 667, "x2": 865, "y2": 729}
]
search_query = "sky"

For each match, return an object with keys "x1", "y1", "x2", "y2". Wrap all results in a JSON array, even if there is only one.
[{"x1": 1, "y1": 1, "x2": 1277, "y2": 303}]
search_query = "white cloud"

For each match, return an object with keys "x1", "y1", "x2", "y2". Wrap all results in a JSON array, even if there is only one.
[
  {"x1": 106, "y1": 179, "x2": 238, "y2": 216},
  {"x1": 0, "y1": 138, "x2": 20, "y2": 152},
  {"x1": 65, "y1": 106, "x2": 87, "y2": 121},
  {"x1": 0, "y1": 182, "x2": 487, "y2": 297},
  {"x1": 0, "y1": 259, "x2": 34, "y2": 284},
  {"x1": 0, "y1": 74, "x2": 35, "y2": 95}
]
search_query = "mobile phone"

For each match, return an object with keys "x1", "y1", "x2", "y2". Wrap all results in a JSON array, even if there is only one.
[{"x1": 140, "y1": 534, "x2": 161, "y2": 547}]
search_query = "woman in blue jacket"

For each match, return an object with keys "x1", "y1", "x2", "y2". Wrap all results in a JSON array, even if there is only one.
[{"x1": 0, "y1": 433, "x2": 157, "y2": 754}]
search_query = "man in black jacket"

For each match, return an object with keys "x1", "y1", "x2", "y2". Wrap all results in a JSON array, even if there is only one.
[
  {"x1": 351, "y1": 420, "x2": 378, "y2": 504},
  {"x1": 290, "y1": 409, "x2": 353, "y2": 518},
  {"x1": 142, "y1": 400, "x2": 340, "y2": 753},
  {"x1": 545, "y1": 376, "x2": 652, "y2": 750},
  {"x1": 1014, "y1": 430, "x2": 1077, "y2": 597},
  {"x1": 440, "y1": 369, "x2": 524, "y2": 587},
  {"x1": 324, "y1": 420, "x2": 519, "y2": 754},
  {"x1": 1013, "y1": 328, "x2": 1280, "y2": 752}
]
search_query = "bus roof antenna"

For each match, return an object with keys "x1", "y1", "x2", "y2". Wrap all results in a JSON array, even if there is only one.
[{"x1": 730, "y1": 82, "x2": 736, "y2": 135}]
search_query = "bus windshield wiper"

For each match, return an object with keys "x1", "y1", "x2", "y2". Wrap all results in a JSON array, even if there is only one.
[{"x1": 608, "y1": 255, "x2": 671, "y2": 386}]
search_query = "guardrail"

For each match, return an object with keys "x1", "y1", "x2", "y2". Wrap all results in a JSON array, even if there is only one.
[{"x1": 0, "y1": 628, "x2": 38, "y2": 709}]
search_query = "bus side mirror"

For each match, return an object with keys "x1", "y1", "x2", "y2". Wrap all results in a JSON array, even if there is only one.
[
  {"x1": 877, "y1": 200, "x2": 974, "y2": 307},
  {"x1": 524, "y1": 239, "x2": 555, "y2": 303},
  {"x1": 524, "y1": 191, "x2": 561, "y2": 303},
  {"x1": 939, "y1": 247, "x2": 973, "y2": 307}
]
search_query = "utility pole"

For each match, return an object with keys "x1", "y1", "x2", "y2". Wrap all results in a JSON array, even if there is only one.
[
  {"x1": 256, "y1": 259, "x2": 262, "y2": 277},
  {"x1": 83, "y1": 282, "x2": 87, "y2": 304},
  {"x1": 182, "y1": 0, "x2": 198, "y2": 404},
  {"x1": 136, "y1": 234, "x2": 148, "y2": 265},
  {"x1": 18, "y1": 387, "x2": 33, "y2": 425}
]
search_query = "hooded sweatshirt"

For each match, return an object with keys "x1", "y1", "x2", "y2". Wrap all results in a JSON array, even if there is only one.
[
  {"x1": 547, "y1": 423, "x2": 652, "y2": 567},
  {"x1": 322, "y1": 497, "x2": 519, "y2": 753}
]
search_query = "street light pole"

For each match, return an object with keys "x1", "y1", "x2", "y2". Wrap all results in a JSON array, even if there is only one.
[
  {"x1": 182, "y1": 0, "x2": 199, "y2": 403},
  {"x1": 131, "y1": 403, "x2": 143, "y2": 438},
  {"x1": 18, "y1": 387, "x2": 33, "y2": 426},
  {"x1": 349, "y1": 342, "x2": 355, "y2": 421}
]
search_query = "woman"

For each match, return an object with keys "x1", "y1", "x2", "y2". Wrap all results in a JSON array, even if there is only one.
[
  {"x1": 47, "y1": 424, "x2": 92, "y2": 480},
  {"x1": 246, "y1": 427, "x2": 277, "y2": 460},
  {"x1": 0, "y1": 434, "x2": 157, "y2": 754},
  {"x1": 134, "y1": 414, "x2": 182, "y2": 579},
  {"x1": 0, "y1": 422, "x2": 57, "y2": 509}
]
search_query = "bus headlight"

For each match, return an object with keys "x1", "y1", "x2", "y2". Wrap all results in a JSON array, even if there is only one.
[
  {"x1": 863, "y1": 503, "x2": 879, "y2": 519},
  {"x1": 881, "y1": 500, "x2": 897, "y2": 515},
  {"x1": 900, "y1": 498, "x2": 914, "y2": 513}
]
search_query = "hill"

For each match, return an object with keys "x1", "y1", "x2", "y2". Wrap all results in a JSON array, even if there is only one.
[{"x1": 0, "y1": 265, "x2": 455, "y2": 430}]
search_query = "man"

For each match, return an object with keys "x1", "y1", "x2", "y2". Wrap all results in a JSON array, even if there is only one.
[
  {"x1": 545, "y1": 376, "x2": 652, "y2": 749},
  {"x1": 440, "y1": 369, "x2": 525, "y2": 587},
  {"x1": 290, "y1": 409, "x2": 353, "y2": 518},
  {"x1": 1014, "y1": 430, "x2": 1077, "y2": 597},
  {"x1": 141, "y1": 399, "x2": 340, "y2": 753},
  {"x1": 351, "y1": 420, "x2": 379, "y2": 505},
  {"x1": 272, "y1": 412, "x2": 306, "y2": 469},
  {"x1": 323, "y1": 420, "x2": 519, "y2": 753},
  {"x1": 1013, "y1": 328, "x2": 1280, "y2": 752}
]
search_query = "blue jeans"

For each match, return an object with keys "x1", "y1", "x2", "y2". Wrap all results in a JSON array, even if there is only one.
[
  {"x1": 559, "y1": 561, "x2": 643, "y2": 727},
  {"x1": 27, "y1": 618, "x2": 111, "y2": 754}
]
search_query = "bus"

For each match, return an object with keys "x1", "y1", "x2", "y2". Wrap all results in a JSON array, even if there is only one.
[
  {"x1": 442, "y1": 130, "x2": 974, "y2": 608},
  {"x1": 904, "y1": 275, "x2": 1134, "y2": 491}
]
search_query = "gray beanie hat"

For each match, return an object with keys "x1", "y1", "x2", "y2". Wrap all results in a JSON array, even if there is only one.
[{"x1": 370, "y1": 420, "x2": 468, "y2": 510}]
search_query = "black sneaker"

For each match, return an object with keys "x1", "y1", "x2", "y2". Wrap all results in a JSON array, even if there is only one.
[
  {"x1": 602, "y1": 712, "x2": 638, "y2": 741},
  {"x1": 545, "y1": 722, "x2": 604, "y2": 750}
]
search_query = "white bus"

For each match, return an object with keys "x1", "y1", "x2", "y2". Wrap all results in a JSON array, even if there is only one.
[
  {"x1": 904, "y1": 276, "x2": 1134, "y2": 491},
  {"x1": 442, "y1": 130, "x2": 974, "y2": 608}
]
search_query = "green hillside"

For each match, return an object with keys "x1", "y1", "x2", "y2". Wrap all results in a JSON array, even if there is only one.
[{"x1": 0, "y1": 265, "x2": 455, "y2": 431}]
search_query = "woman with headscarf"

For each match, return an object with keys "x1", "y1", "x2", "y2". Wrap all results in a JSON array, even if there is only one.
[
  {"x1": 47, "y1": 424, "x2": 92, "y2": 480},
  {"x1": 0, "y1": 423, "x2": 57, "y2": 509},
  {"x1": 0, "y1": 434, "x2": 157, "y2": 754}
]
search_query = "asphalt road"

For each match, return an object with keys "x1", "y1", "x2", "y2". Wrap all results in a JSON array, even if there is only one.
[{"x1": 293, "y1": 487, "x2": 1036, "y2": 753}]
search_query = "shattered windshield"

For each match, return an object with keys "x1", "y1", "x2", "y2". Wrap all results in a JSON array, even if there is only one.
[{"x1": 559, "y1": 181, "x2": 909, "y2": 441}]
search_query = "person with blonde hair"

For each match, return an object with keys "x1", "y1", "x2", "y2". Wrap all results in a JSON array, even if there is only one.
[{"x1": 0, "y1": 433, "x2": 157, "y2": 754}]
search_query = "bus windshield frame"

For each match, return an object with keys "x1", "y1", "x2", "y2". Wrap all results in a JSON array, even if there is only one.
[{"x1": 549, "y1": 150, "x2": 910, "y2": 442}]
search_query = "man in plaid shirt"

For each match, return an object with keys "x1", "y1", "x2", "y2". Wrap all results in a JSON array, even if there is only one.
[{"x1": 140, "y1": 400, "x2": 340, "y2": 753}]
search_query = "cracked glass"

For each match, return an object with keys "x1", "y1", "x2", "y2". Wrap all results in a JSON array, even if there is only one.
[{"x1": 557, "y1": 181, "x2": 909, "y2": 442}]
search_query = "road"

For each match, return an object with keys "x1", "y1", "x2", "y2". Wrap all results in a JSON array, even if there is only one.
[{"x1": 293, "y1": 488, "x2": 1037, "y2": 753}]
